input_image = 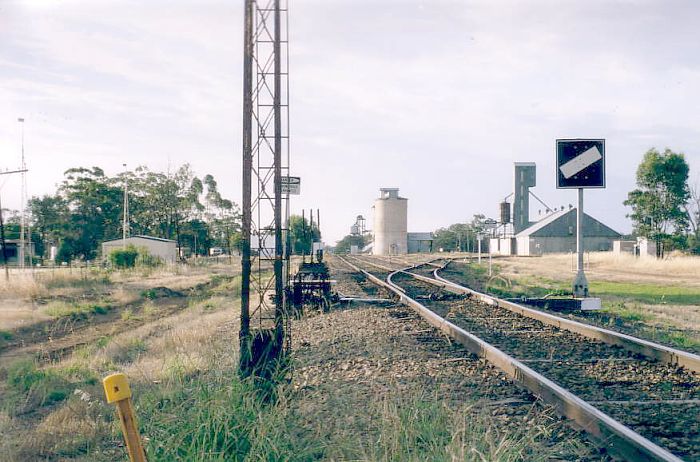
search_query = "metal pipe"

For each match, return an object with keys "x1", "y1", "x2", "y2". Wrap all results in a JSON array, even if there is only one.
[{"x1": 573, "y1": 188, "x2": 588, "y2": 297}]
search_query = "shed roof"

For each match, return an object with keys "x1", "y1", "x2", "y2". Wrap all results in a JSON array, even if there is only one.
[
  {"x1": 102, "y1": 235, "x2": 176, "y2": 244},
  {"x1": 516, "y1": 208, "x2": 621, "y2": 238},
  {"x1": 408, "y1": 232, "x2": 434, "y2": 241}
]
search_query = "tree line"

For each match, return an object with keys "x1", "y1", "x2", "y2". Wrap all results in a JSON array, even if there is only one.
[
  {"x1": 331, "y1": 148, "x2": 699, "y2": 258},
  {"x1": 0, "y1": 163, "x2": 325, "y2": 264},
  {"x1": 2, "y1": 164, "x2": 241, "y2": 263}
]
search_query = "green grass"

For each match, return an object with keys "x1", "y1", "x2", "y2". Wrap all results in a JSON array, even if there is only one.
[
  {"x1": 588, "y1": 281, "x2": 700, "y2": 305},
  {"x1": 128, "y1": 365, "x2": 575, "y2": 462},
  {"x1": 0, "y1": 329, "x2": 13, "y2": 349},
  {"x1": 133, "y1": 363, "x2": 322, "y2": 461},
  {"x1": 3, "y1": 359, "x2": 98, "y2": 413},
  {"x1": 650, "y1": 330, "x2": 700, "y2": 351},
  {"x1": 472, "y1": 262, "x2": 700, "y2": 306},
  {"x1": 362, "y1": 397, "x2": 579, "y2": 462},
  {"x1": 120, "y1": 307, "x2": 136, "y2": 321},
  {"x1": 141, "y1": 288, "x2": 158, "y2": 300},
  {"x1": 600, "y1": 302, "x2": 653, "y2": 323},
  {"x1": 43, "y1": 301, "x2": 111, "y2": 320}
]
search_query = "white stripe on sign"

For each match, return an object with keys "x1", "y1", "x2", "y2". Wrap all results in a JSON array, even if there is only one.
[{"x1": 559, "y1": 146, "x2": 602, "y2": 179}]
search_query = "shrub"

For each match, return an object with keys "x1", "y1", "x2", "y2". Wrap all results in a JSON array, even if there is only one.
[
  {"x1": 108, "y1": 245, "x2": 139, "y2": 269},
  {"x1": 136, "y1": 246, "x2": 163, "y2": 268},
  {"x1": 5, "y1": 360, "x2": 71, "y2": 410}
]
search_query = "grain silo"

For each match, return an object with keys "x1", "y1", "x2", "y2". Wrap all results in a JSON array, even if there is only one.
[{"x1": 373, "y1": 188, "x2": 408, "y2": 255}]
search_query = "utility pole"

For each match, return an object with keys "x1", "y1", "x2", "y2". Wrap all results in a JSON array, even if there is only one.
[
  {"x1": 0, "y1": 168, "x2": 28, "y2": 280},
  {"x1": 0, "y1": 193, "x2": 9, "y2": 281},
  {"x1": 18, "y1": 118, "x2": 27, "y2": 270},
  {"x1": 122, "y1": 163, "x2": 129, "y2": 248}
]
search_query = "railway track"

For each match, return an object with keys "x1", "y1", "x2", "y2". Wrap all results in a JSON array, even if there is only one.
[{"x1": 341, "y1": 255, "x2": 700, "y2": 462}]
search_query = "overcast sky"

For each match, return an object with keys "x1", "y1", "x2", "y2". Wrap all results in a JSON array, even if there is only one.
[{"x1": 1, "y1": 0, "x2": 699, "y2": 244}]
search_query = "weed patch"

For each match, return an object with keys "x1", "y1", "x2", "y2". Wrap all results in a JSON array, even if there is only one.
[
  {"x1": 43, "y1": 301, "x2": 111, "y2": 320},
  {"x1": 3, "y1": 360, "x2": 98, "y2": 413},
  {"x1": 0, "y1": 329, "x2": 13, "y2": 348}
]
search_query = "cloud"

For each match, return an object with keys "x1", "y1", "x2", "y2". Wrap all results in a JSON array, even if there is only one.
[{"x1": 1, "y1": 0, "x2": 699, "y2": 243}]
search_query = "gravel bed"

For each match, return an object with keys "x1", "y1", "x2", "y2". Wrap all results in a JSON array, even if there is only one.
[
  {"x1": 390, "y1": 271, "x2": 700, "y2": 460},
  {"x1": 441, "y1": 260, "x2": 700, "y2": 354},
  {"x1": 285, "y1": 257, "x2": 609, "y2": 460}
]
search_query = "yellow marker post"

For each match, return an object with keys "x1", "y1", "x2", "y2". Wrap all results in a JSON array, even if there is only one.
[{"x1": 103, "y1": 373, "x2": 147, "y2": 462}]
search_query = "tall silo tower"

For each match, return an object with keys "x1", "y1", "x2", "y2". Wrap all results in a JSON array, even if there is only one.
[
  {"x1": 373, "y1": 188, "x2": 408, "y2": 255},
  {"x1": 513, "y1": 162, "x2": 536, "y2": 234}
]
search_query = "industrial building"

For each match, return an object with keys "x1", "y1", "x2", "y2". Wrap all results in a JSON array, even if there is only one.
[
  {"x1": 0, "y1": 239, "x2": 35, "y2": 266},
  {"x1": 372, "y1": 188, "x2": 433, "y2": 255},
  {"x1": 102, "y1": 235, "x2": 178, "y2": 264},
  {"x1": 490, "y1": 163, "x2": 621, "y2": 256}
]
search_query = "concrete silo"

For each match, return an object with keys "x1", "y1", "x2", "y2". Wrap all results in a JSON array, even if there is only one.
[{"x1": 373, "y1": 188, "x2": 408, "y2": 255}]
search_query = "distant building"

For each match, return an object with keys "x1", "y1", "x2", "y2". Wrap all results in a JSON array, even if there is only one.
[
  {"x1": 408, "y1": 232, "x2": 434, "y2": 253},
  {"x1": 372, "y1": 188, "x2": 434, "y2": 255},
  {"x1": 0, "y1": 239, "x2": 35, "y2": 266},
  {"x1": 102, "y1": 235, "x2": 177, "y2": 264},
  {"x1": 491, "y1": 163, "x2": 621, "y2": 256},
  {"x1": 613, "y1": 240, "x2": 636, "y2": 254},
  {"x1": 637, "y1": 238, "x2": 658, "y2": 257},
  {"x1": 512, "y1": 208, "x2": 621, "y2": 256}
]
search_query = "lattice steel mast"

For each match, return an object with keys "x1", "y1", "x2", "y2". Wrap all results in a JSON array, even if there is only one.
[{"x1": 240, "y1": 0, "x2": 290, "y2": 375}]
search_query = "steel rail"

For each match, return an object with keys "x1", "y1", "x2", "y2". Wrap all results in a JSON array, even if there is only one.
[
  {"x1": 430, "y1": 261, "x2": 700, "y2": 373},
  {"x1": 338, "y1": 256, "x2": 684, "y2": 462}
]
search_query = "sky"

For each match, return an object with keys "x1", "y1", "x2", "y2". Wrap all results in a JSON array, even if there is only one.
[{"x1": 1, "y1": 0, "x2": 699, "y2": 244}]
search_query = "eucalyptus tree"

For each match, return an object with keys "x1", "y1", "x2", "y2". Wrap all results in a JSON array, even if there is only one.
[{"x1": 624, "y1": 148, "x2": 690, "y2": 257}]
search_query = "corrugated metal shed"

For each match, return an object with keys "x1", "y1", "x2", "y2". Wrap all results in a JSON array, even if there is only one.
[
  {"x1": 514, "y1": 208, "x2": 621, "y2": 256},
  {"x1": 516, "y1": 209, "x2": 620, "y2": 238}
]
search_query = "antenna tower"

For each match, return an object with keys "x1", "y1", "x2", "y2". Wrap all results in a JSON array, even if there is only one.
[{"x1": 240, "y1": 0, "x2": 291, "y2": 375}]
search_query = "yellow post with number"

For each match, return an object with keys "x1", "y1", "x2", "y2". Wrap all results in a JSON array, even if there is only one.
[{"x1": 103, "y1": 373, "x2": 147, "y2": 462}]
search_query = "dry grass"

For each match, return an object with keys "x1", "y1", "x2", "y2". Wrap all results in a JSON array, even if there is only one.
[
  {"x1": 27, "y1": 392, "x2": 109, "y2": 457},
  {"x1": 498, "y1": 252, "x2": 700, "y2": 286},
  {"x1": 0, "y1": 272, "x2": 48, "y2": 299}
]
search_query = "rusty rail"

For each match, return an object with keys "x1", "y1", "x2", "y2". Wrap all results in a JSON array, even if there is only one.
[{"x1": 338, "y1": 256, "x2": 685, "y2": 462}]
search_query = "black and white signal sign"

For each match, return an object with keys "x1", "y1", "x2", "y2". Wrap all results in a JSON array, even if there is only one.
[{"x1": 556, "y1": 139, "x2": 605, "y2": 189}]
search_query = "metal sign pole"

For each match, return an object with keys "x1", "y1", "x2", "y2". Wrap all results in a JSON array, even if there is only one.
[
  {"x1": 573, "y1": 187, "x2": 588, "y2": 297},
  {"x1": 477, "y1": 237, "x2": 482, "y2": 264}
]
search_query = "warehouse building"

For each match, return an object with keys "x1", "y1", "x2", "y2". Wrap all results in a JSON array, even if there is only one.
[
  {"x1": 101, "y1": 235, "x2": 177, "y2": 264},
  {"x1": 0, "y1": 239, "x2": 35, "y2": 266},
  {"x1": 491, "y1": 163, "x2": 621, "y2": 256},
  {"x1": 513, "y1": 208, "x2": 621, "y2": 256}
]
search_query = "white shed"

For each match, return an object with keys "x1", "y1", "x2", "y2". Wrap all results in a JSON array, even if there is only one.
[{"x1": 102, "y1": 236, "x2": 177, "y2": 264}]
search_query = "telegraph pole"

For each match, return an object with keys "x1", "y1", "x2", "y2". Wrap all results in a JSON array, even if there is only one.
[
  {"x1": 18, "y1": 118, "x2": 27, "y2": 270},
  {"x1": 0, "y1": 193, "x2": 9, "y2": 281},
  {"x1": 122, "y1": 163, "x2": 129, "y2": 248},
  {"x1": 0, "y1": 168, "x2": 28, "y2": 280}
]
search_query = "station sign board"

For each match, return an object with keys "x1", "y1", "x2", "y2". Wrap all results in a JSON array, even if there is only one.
[
  {"x1": 556, "y1": 139, "x2": 605, "y2": 189},
  {"x1": 251, "y1": 234, "x2": 276, "y2": 260},
  {"x1": 282, "y1": 176, "x2": 300, "y2": 195}
]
